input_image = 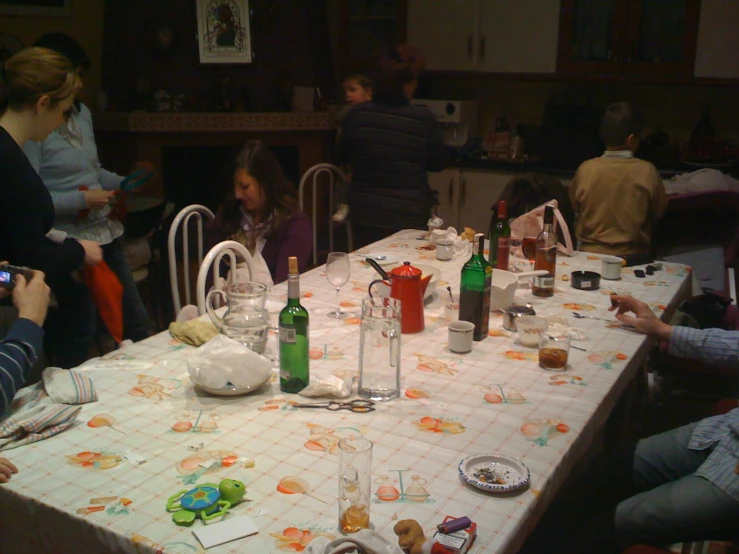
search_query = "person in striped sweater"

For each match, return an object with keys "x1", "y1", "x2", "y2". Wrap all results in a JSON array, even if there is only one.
[{"x1": 0, "y1": 267, "x2": 50, "y2": 483}]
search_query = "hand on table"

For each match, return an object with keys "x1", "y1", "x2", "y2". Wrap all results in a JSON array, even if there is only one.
[
  {"x1": 609, "y1": 295, "x2": 672, "y2": 341},
  {"x1": 13, "y1": 269, "x2": 51, "y2": 327},
  {"x1": 0, "y1": 457, "x2": 18, "y2": 483},
  {"x1": 84, "y1": 189, "x2": 116, "y2": 210},
  {"x1": 78, "y1": 239, "x2": 103, "y2": 266}
]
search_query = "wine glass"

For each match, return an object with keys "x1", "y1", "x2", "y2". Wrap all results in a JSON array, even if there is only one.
[
  {"x1": 326, "y1": 252, "x2": 351, "y2": 319},
  {"x1": 521, "y1": 220, "x2": 539, "y2": 270}
]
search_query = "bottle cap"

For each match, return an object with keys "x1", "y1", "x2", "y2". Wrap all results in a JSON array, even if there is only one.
[{"x1": 288, "y1": 256, "x2": 298, "y2": 274}]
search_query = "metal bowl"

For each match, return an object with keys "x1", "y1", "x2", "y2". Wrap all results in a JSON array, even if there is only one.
[{"x1": 501, "y1": 304, "x2": 536, "y2": 331}]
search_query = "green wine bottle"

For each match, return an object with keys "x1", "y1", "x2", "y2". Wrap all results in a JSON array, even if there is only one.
[
  {"x1": 459, "y1": 233, "x2": 492, "y2": 341},
  {"x1": 279, "y1": 257, "x2": 309, "y2": 393}
]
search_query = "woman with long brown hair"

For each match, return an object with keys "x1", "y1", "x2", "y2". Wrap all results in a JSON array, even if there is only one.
[
  {"x1": 208, "y1": 140, "x2": 312, "y2": 283},
  {"x1": 0, "y1": 46, "x2": 102, "y2": 367}
]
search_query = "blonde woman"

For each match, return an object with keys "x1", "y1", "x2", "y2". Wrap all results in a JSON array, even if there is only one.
[{"x1": 0, "y1": 47, "x2": 102, "y2": 367}]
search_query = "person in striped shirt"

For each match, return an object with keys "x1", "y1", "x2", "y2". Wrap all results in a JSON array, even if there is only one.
[
  {"x1": 0, "y1": 266, "x2": 50, "y2": 483},
  {"x1": 522, "y1": 295, "x2": 739, "y2": 553}
]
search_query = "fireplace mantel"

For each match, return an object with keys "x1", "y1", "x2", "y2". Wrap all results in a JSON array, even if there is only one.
[{"x1": 94, "y1": 111, "x2": 334, "y2": 133}]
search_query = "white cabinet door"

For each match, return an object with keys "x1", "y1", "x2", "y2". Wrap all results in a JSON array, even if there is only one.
[
  {"x1": 429, "y1": 168, "x2": 461, "y2": 229},
  {"x1": 476, "y1": 0, "x2": 560, "y2": 73},
  {"x1": 457, "y1": 169, "x2": 513, "y2": 234},
  {"x1": 407, "y1": 0, "x2": 480, "y2": 71},
  {"x1": 694, "y1": 0, "x2": 739, "y2": 78}
]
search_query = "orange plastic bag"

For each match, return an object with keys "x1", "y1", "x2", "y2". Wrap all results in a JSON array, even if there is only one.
[{"x1": 83, "y1": 261, "x2": 124, "y2": 343}]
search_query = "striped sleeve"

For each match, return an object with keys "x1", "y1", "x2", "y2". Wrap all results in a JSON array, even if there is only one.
[
  {"x1": 0, "y1": 318, "x2": 43, "y2": 415},
  {"x1": 668, "y1": 326, "x2": 739, "y2": 370}
]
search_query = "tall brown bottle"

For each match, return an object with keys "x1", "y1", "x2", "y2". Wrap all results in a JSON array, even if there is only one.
[{"x1": 532, "y1": 205, "x2": 556, "y2": 297}]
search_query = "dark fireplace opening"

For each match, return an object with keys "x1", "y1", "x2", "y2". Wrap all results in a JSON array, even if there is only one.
[{"x1": 161, "y1": 145, "x2": 301, "y2": 213}]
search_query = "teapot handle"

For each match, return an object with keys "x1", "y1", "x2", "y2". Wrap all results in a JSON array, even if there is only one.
[
  {"x1": 205, "y1": 289, "x2": 227, "y2": 331},
  {"x1": 368, "y1": 279, "x2": 389, "y2": 299}
]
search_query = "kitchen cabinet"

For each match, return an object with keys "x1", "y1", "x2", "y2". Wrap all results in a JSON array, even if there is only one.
[
  {"x1": 457, "y1": 169, "x2": 511, "y2": 233},
  {"x1": 407, "y1": 0, "x2": 480, "y2": 71},
  {"x1": 557, "y1": 0, "x2": 701, "y2": 78},
  {"x1": 429, "y1": 168, "x2": 461, "y2": 228},
  {"x1": 476, "y1": 0, "x2": 561, "y2": 73},
  {"x1": 407, "y1": 0, "x2": 560, "y2": 74},
  {"x1": 335, "y1": 0, "x2": 407, "y2": 72},
  {"x1": 694, "y1": 0, "x2": 739, "y2": 79}
]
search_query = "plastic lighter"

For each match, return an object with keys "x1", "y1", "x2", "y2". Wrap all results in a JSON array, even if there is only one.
[{"x1": 437, "y1": 516, "x2": 471, "y2": 534}]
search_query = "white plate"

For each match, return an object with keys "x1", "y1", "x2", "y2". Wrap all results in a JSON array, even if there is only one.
[
  {"x1": 458, "y1": 453, "x2": 530, "y2": 493},
  {"x1": 365, "y1": 253, "x2": 399, "y2": 266},
  {"x1": 196, "y1": 373, "x2": 271, "y2": 397}
]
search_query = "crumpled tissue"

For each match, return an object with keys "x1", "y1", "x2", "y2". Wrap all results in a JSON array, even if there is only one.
[
  {"x1": 546, "y1": 314, "x2": 589, "y2": 341},
  {"x1": 298, "y1": 375, "x2": 353, "y2": 398},
  {"x1": 428, "y1": 227, "x2": 471, "y2": 257},
  {"x1": 187, "y1": 335, "x2": 271, "y2": 389}
]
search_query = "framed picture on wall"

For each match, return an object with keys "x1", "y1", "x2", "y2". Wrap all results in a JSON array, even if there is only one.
[
  {"x1": 0, "y1": 0, "x2": 71, "y2": 17},
  {"x1": 196, "y1": 0, "x2": 253, "y2": 64}
]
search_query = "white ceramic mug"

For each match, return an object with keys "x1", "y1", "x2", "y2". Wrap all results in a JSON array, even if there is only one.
[
  {"x1": 601, "y1": 256, "x2": 624, "y2": 280},
  {"x1": 436, "y1": 239, "x2": 454, "y2": 261},
  {"x1": 516, "y1": 315, "x2": 548, "y2": 348},
  {"x1": 448, "y1": 320, "x2": 475, "y2": 353}
]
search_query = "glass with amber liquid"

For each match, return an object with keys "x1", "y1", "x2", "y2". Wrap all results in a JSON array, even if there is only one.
[
  {"x1": 338, "y1": 437, "x2": 373, "y2": 534},
  {"x1": 538, "y1": 334, "x2": 570, "y2": 371},
  {"x1": 532, "y1": 205, "x2": 556, "y2": 297}
]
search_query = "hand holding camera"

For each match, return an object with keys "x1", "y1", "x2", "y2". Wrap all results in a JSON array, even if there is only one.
[{"x1": 0, "y1": 263, "x2": 51, "y2": 327}]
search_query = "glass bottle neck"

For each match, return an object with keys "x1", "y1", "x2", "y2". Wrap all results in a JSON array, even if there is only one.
[{"x1": 287, "y1": 273, "x2": 300, "y2": 301}]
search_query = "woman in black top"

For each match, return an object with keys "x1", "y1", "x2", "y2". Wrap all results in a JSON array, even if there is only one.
[
  {"x1": 338, "y1": 44, "x2": 449, "y2": 247},
  {"x1": 0, "y1": 47, "x2": 103, "y2": 367}
]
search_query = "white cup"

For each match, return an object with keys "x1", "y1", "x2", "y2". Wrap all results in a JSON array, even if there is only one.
[
  {"x1": 444, "y1": 294, "x2": 460, "y2": 322},
  {"x1": 516, "y1": 315, "x2": 548, "y2": 348},
  {"x1": 436, "y1": 239, "x2": 454, "y2": 261},
  {"x1": 601, "y1": 256, "x2": 624, "y2": 280},
  {"x1": 448, "y1": 320, "x2": 475, "y2": 353}
]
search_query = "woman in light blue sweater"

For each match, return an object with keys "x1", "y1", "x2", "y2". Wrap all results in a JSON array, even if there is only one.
[{"x1": 23, "y1": 33, "x2": 151, "y2": 360}]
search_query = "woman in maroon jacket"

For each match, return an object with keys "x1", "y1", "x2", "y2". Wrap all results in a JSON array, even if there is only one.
[{"x1": 208, "y1": 140, "x2": 312, "y2": 284}]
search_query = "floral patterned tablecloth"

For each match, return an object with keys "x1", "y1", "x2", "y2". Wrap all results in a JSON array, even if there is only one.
[{"x1": 0, "y1": 230, "x2": 691, "y2": 554}]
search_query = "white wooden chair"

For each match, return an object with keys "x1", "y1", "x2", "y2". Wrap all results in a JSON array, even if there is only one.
[
  {"x1": 167, "y1": 204, "x2": 215, "y2": 317},
  {"x1": 298, "y1": 163, "x2": 354, "y2": 265},
  {"x1": 196, "y1": 240, "x2": 257, "y2": 316}
]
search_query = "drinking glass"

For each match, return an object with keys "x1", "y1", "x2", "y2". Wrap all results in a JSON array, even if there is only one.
[
  {"x1": 265, "y1": 290, "x2": 286, "y2": 366},
  {"x1": 521, "y1": 220, "x2": 539, "y2": 270},
  {"x1": 538, "y1": 334, "x2": 570, "y2": 371},
  {"x1": 326, "y1": 252, "x2": 351, "y2": 319},
  {"x1": 338, "y1": 437, "x2": 373, "y2": 534},
  {"x1": 358, "y1": 297, "x2": 401, "y2": 401}
]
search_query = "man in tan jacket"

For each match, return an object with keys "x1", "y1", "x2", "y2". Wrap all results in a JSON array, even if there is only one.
[{"x1": 569, "y1": 102, "x2": 667, "y2": 256}]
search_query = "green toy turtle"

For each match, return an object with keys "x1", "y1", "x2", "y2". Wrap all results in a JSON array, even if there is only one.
[{"x1": 166, "y1": 478, "x2": 247, "y2": 526}]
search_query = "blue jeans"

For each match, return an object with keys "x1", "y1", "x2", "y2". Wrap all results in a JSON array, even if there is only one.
[
  {"x1": 51, "y1": 238, "x2": 150, "y2": 368},
  {"x1": 615, "y1": 422, "x2": 739, "y2": 546}
]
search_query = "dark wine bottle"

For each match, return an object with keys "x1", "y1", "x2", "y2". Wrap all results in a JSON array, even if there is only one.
[
  {"x1": 279, "y1": 257, "x2": 309, "y2": 393},
  {"x1": 488, "y1": 200, "x2": 511, "y2": 270},
  {"x1": 532, "y1": 205, "x2": 556, "y2": 298},
  {"x1": 459, "y1": 233, "x2": 492, "y2": 341}
]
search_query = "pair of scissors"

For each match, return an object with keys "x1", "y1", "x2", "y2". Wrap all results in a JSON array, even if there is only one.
[{"x1": 292, "y1": 399, "x2": 375, "y2": 413}]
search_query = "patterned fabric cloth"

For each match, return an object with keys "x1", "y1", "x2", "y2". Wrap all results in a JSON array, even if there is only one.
[
  {"x1": 669, "y1": 326, "x2": 739, "y2": 502},
  {"x1": 0, "y1": 366, "x2": 97, "y2": 450},
  {"x1": 0, "y1": 318, "x2": 43, "y2": 416}
]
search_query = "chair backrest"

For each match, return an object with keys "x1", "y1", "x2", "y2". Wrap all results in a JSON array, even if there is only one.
[
  {"x1": 196, "y1": 240, "x2": 257, "y2": 315},
  {"x1": 168, "y1": 204, "x2": 215, "y2": 315},
  {"x1": 298, "y1": 163, "x2": 353, "y2": 264}
]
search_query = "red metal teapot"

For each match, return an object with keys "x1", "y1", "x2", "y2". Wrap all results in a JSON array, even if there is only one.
[{"x1": 368, "y1": 260, "x2": 430, "y2": 334}]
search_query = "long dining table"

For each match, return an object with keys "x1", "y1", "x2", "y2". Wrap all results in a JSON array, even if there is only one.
[{"x1": 0, "y1": 229, "x2": 691, "y2": 554}]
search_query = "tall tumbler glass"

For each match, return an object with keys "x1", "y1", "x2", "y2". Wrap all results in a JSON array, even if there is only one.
[
  {"x1": 358, "y1": 297, "x2": 401, "y2": 401},
  {"x1": 338, "y1": 437, "x2": 373, "y2": 535}
]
